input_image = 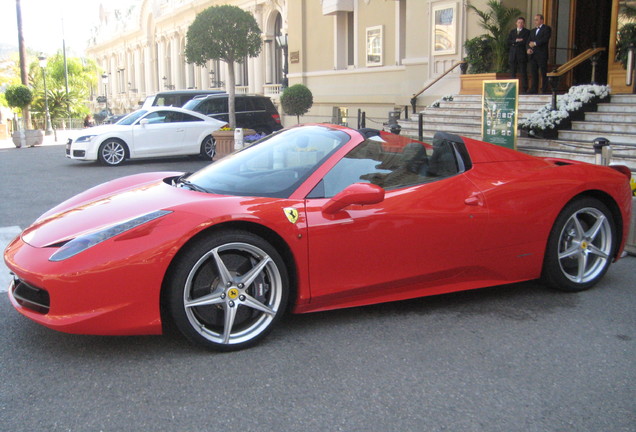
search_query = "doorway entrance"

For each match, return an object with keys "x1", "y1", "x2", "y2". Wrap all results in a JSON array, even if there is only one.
[{"x1": 546, "y1": 0, "x2": 613, "y2": 84}]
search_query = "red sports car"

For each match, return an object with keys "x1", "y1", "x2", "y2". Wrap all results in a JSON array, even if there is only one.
[{"x1": 4, "y1": 125, "x2": 632, "y2": 351}]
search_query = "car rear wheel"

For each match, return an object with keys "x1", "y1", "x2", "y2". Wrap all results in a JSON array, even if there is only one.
[
  {"x1": 98, "y1": 139, "x2": 127, "y2": 166},
  {"x1": 542, "y1": 197, "x2": 615, "y2": 292},
  {"x1": 167, "y1": 230, "x2": 288, "y2": 351},
  {"x1": 200, "y1": 135, "x2": 215, "y2": 160}
]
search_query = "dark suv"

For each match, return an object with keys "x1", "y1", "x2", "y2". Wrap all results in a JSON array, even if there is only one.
[{"x1": 182, "y1": 94, "x2": 283, "y2": 134}]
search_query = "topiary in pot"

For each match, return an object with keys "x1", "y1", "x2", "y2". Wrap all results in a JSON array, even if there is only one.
[
  {"x1": 280, "y1": 84, "x2": 314, "y2": 124},
  {"x1": 5, "y1": 84, "x2": 41, "y2": 148}
]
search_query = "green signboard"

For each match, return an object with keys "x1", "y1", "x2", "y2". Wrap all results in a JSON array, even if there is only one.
[{"x1": 481, "y1": 80, "x2": 519, "y2": 149}]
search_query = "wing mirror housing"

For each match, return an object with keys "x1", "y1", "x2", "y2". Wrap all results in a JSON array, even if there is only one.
[
  {"x1": 139, "y1": 119, "x2": 149, "y2": 127},
  {"x1": 322, "y1": 183, "x2": 385, "y2": 215}
]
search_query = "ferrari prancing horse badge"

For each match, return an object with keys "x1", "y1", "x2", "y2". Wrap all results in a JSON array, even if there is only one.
[{"x1": 284, "y1": 207, "x2": 299, "y2": 224}]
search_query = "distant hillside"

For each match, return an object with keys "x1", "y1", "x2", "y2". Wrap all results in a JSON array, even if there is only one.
[{"x1": 0, "y1": 43, "x2": 18, "y2": 59}]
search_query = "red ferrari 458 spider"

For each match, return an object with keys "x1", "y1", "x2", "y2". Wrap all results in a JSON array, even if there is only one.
[{"x1": 4, "y1": 124, "x2": 632, "y2": 351}]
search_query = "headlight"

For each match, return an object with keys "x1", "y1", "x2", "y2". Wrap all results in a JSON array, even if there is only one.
[
  {"x1": 49, "y1": 210, "x2": 172, "y2": 262},
  {"x1": 75, "y1": 135, "x2": 98, "y2": 143}
]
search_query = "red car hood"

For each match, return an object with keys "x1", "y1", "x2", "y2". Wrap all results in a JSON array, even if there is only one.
[{"x1": 22, "y1": 175, "x2": 213, "y2": 248}]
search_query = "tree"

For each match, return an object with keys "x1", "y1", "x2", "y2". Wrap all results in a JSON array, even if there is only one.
[
  {"x1": 5, "y1": 84, "x2": 33, "y2": 121},
  {"x1": 280, "y1": 84, "x2": 313, "y2": 124},
  {"x1": 28, "y1": 53, "x2": 98, "y2": 123},
  {"x1": 5, "y1": 84, "x2": 33, "y2": 146},
  {"x1": 467, "y1": 1, "x2": 521, "y2": 73},
  {"x1": 15, "y1": 0, "x2": 31, "y2": 128},
  {"x1": 185, "y1": 5, "x2": 262, "y2": 128}
]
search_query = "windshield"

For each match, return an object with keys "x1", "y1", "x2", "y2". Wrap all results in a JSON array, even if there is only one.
[
  {"x1": 187, "y1": 125, "x2": 350, "y2": 198},
  {"x1": 181, "y1": 99, "x2": 201, "y2": 110},
  {"x1": 117, "y1": 110, "x2": 148, "y2": 125}
]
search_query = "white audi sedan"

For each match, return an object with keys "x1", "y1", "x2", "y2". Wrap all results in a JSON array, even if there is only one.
[{"x1": 66, "y1": 107, "x2": 227, "y2": 166}]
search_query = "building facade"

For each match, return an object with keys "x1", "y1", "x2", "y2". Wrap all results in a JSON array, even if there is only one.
[
  {"x1": 87, "y1": 0, "x2": 288, "y2": 115},
  {"x1": 87, "y1": 0, "x2": 633, "y2": 126}
]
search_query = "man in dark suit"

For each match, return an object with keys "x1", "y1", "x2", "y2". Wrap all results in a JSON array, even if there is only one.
[
  {"x1": 527, "y1": 14, "x2": 552, "y2": 93},
  {"x1": 508, "y1": 17, "x2": 530, "y2": 93}
]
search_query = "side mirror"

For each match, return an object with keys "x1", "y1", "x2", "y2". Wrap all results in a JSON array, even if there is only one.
[
  {"x1": 139, "y1": 119, "x2": 149, "y2": 127},
  {"x1": 322, "y1": 183, "x2": 385, "y2": 215}
]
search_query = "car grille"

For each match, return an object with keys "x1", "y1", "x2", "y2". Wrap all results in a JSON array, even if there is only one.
[
  {"x1": 12, "y1": 278, "x2": 50, "y2": 314},
  {"x1": 66, "y1": 139, "x2": 71, "y2": 156}
]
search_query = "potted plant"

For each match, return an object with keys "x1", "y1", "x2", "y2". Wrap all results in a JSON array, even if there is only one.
[
  {"x1": 211, "y1": 126, "x2": 257, "y2": 159},
  {"x1": 280, "y1": 84, "x2": 313, "y2": 124},
  {"x1": 5, "y1": 84, "x2": 43, "y2": 148},
  {"x1": 460, "y1": 1, "x2": 521, "y2": 94}
]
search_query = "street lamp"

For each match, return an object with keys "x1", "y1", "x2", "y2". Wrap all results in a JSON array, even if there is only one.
[
  {"x1": 275, "y1": 33, "x2": 289, "y2": 89},
  {"x1": 627, "y1": 43, "x2": 636, "y2": 94},
  {"x1": 38, "y1": 54, "x2": 53, "y2": 136},
  {"x1": 101, "y1": 73, "x2": 109, "y2": 115}
]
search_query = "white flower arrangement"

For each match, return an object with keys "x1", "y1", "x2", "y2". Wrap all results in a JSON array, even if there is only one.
[
  {"x1": 519, "y1": 84, "x2": 610, "y2": 133},
  {"x1": 429, "y1": 95, "x2": 454, "y2": 108}
]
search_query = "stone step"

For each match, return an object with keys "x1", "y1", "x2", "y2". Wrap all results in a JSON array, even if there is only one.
[
  {"x1": 435, "y1": 101, "x2": 548, "y2": 110},
  {"x1": 444, "y1": 94, "x2": 552, "y2": 103},
  {"x1": 414, "y1": 107, "x2": 539, "y2": 118},
  {"x1": 518, "y1": 147, "x2": 636, "y2": 171},
  {"x1": 558, "y1": 129, "x2": 636, "y2": 144},
  {"x1": 412, "y1": 123, "x2": 482, "y2": 135},
  {"x1": 607, "y1": 94, "x2": 636, "y2": 104},
  {"x1": 416, "y1": 115, "x2": 482, "y2": 125},
  {"x1": 597, "y1": 103, "x2": 636, "y2": 113},
  {"x1": 585, "y1": 112, "x2": 636, "y2": 123},
  {"x1": 571, "y1": 121, "x2": 636, "y2": 134},
  {"x1": 518, "y1": 137, "x2": 636, "y2": 152}
]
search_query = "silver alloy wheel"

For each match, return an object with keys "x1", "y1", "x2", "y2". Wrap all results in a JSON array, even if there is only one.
[
  {"x1": 201, "y1": 136, "x2": 215, "y2": 159},
  {"x1": 100, "y1": 140, "x2": 126, "y2": 165},
  {"x1": 182, "y1": 242, "x2": 283, "y2": 346},
  {"x1": 557, "y1": 207, "x2": 612, "y2": 284}
]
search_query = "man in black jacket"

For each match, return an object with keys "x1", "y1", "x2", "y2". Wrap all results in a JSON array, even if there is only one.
[
  {"x1": 527, "y1": 14, "x2": 552, "y2": 93},
  {"x1": 508, "y1": 17, "x2": 530, "y2": 93}
]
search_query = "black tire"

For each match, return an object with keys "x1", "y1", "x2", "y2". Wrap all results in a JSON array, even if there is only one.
[
  {"x1": 542, "y1": 197, "x2": 616, "y2": 292},
  {"x1": 200, "y1": 135, "x2": 215, "y2": 160},
  {"x1": 253, "y1": 126, "x2": 272, "y2": 136},
  {"x1": 167, "y1": 230, "x2": 289, "y2": 351},
  {"x1": 98, "y1": 138, "x2": 127, "y2": 166}
]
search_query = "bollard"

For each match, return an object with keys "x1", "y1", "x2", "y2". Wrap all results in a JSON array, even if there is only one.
[
  {"x1": 626, "y1": 196, "x2": 636, "y2": 256},
  {"x1": 593, "y1": 137, "x2": 612, "y2": 166},
  {"x1": 234, "y1": 128, "x2": 244, "y2": 150}
]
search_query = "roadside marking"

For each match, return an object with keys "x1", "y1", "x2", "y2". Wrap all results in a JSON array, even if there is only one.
[{"x1": 0, "y1": 226, "x2": 21, "y2": 293}]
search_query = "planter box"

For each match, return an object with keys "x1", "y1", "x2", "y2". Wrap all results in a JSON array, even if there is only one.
[
  {"x1": 12, "y1": 130, "x2": 44, "y2": 148},
  {"x1": 212, "y1": 129, "x2": 256, "y2": 160},
  {"x1": 460, "y1": 73, "x2": 510, "y2": 95}
]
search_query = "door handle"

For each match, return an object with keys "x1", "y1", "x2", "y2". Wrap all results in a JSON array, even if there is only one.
[{"x1": 464, "y1": 195, "x2": 482, "y2": 206}]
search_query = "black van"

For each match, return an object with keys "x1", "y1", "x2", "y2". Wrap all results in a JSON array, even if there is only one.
[
  {"x1": 182, "y1": 94, "x2": 283, "y2": 134},
  {"x1": 141, "y1": 90, "x2": 224, "y2": 109}
]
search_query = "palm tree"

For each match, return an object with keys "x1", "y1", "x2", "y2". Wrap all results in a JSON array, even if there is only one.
[
  {"x1": 15, "y1": 0, "x2": 32, "y2": 128},
  {"x1": 468, "y1": 0, "x2": 521, "y2": 73}
]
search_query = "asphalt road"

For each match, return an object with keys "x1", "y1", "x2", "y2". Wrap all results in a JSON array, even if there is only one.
[{"x1": 1, "y1": 145, "x2": 634, "y2": 432}]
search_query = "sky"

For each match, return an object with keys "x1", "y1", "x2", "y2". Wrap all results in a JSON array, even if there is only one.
[{"x1": 0, "y1": 0, "x2": 129, "y2": 57}]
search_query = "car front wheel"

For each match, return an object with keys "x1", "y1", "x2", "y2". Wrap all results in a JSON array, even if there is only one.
[
  {"x1": 200, "y1": 135, "x2": 215, "y2": 160},
  {"x1": 542, "y1": 197, "x2": 616, "y2": 292},
  {"x1": 98, "y1": 139, "x2": 127, "y2": 166},
  {"x1": 167, "y1": 230, "x2": 289, "y2": 351}
]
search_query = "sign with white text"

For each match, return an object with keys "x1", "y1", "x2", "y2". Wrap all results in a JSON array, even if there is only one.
[{"x1": 481, "y1": 80, "x2": 519, "y2": 149}]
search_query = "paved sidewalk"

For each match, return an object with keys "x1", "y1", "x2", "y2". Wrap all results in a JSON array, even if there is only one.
[{"x1": 0, "y1": 129, "x2": 79, "y2": 150}]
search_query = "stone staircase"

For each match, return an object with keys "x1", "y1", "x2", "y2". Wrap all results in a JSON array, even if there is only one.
[{"x1": 399, "y1": 94, "x2": 636, "y2": 172}]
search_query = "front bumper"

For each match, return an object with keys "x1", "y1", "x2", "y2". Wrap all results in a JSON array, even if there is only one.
[
  {"x1": 5, "y1": 234, "x2": 165, "y2": 336},
  {"x1": 65, "y1": 139, "x2": 97, "y2": 161}
]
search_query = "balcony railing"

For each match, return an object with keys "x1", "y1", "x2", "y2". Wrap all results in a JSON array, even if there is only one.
[{"x1": 264, "y1": 84, "x2": 282, "y2": 96}]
